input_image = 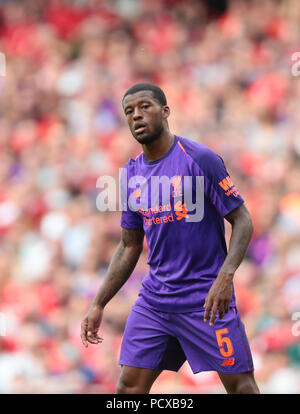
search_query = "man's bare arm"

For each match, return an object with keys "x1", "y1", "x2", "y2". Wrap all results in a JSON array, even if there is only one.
[
  {"x1": 93, "y1": 227, "x2": 144, "y2": 308},
  {"x1": 219, "y1": 203, "x2": 254, "y2": 276},
  {"x1": 204, "y1": 204, "x2": 253, "y2": 325},
  {"x1": 81, "y1": 227, "x2": 144, "y2": 347}
]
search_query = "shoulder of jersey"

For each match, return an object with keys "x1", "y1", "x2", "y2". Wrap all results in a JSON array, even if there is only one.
[{"x1": 177, "y1": 136, "x2": 217, "y2": 161}]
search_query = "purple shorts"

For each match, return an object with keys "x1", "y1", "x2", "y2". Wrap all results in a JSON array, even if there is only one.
[{"x1": 119, "y1": 304, "x2": 254, "y2": 374}]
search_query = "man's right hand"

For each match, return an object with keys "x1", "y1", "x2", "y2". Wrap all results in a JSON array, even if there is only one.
[{"x1": 80, "y1": 304, "x2": 104, "y2": 348}]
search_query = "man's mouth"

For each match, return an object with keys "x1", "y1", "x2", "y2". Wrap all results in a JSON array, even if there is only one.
[
  {"x1": 134, "y1": 123, "x2": 147, "y2": 134},
  {"x1": 135, "y1": 126, "x2": 146, "y2": 134}
]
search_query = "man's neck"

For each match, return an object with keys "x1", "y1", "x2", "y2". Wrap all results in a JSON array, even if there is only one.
[{"x1": 142, "y1": 131, "x2": 175, "y2": 162}]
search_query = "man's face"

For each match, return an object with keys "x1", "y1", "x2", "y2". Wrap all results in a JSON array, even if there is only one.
[{"x1": 122, "y1": 90, "x2": 169, "y2": 145}]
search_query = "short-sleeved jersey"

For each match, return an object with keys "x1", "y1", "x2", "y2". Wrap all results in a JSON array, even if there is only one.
[{"x1": 120, "y1": 135, "x2": 244, "y2": 312}]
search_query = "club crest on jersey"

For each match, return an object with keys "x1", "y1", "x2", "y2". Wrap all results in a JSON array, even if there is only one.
[{"x1": 171, "y1": 175, "x2": 183, "y2": 197}]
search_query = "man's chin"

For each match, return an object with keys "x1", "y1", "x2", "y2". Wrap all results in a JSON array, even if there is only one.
[{"x1": 134, "y1": 132, "x2": 158, "y2": 145}]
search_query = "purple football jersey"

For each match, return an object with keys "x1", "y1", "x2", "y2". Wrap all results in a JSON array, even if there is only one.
[{"x1": 120, "y1": 135, "x2": 244, "y2": 312}]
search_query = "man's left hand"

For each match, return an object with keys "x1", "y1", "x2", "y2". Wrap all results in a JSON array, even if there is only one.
[{"x1": 203, "y1": 272, "x2": 234, "y2": 326}]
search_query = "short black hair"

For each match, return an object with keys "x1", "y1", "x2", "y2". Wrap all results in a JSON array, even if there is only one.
[{"x1": 122, "y1": 83, "x2": 167, "y2": 106}]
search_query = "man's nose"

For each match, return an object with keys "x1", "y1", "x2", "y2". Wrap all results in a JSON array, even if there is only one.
[{"x1": 132, "y1": 108, "x2": 143, "y2": 120}]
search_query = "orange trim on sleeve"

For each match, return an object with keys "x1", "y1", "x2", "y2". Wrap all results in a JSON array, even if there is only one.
[
  {"x1": 177, "y1": 141, "x2": 186, "y2": 153},
  {"x1": 135, "y1": 151, "x2": 143, "y2": 160}
]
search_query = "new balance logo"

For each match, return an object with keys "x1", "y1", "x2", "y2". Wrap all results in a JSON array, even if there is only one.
[{"x1": 221, "y1": 358, "x2": 235, "y2": 367}]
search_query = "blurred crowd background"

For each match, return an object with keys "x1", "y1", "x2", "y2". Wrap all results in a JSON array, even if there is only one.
[{"x1": 0, "y1": 0, "x2": 299, "y2": 394}]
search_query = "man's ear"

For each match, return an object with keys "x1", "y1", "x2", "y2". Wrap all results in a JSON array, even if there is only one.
[{"x1": 162, "y1": 105, "x2": 170, "y2": 119}]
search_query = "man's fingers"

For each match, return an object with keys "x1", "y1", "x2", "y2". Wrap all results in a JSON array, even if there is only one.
[
  {"x1": 204, "y1": 298, "x2": 229, "y2": 325},
  {"x1": 81, "y1": 317, "x2": 103, "y2": 347},
  {"x1": 81, "y1": 336, "x2": 88, "y2": 347},
  {"x1": 87, "y1": 329, "x2": 103, "y2": 344},
  {"x1": 218, "y1": 302, "x2": 225, "y2": 320},
  {"x1": 80, "y1": 320, "x2": 88, "y2": 347},
  {"x1": 224, "y1": 302, "x2": 230, "y2": 314},
  {"x1": 209, "y1": 301, "x2": 218, "y2": 326},
  {"x1": 204, "y1": 300, "x2": 232, "y2": 325},
  {"x1": 203, "y1": 299, "x2": 212, "y2": 322}
]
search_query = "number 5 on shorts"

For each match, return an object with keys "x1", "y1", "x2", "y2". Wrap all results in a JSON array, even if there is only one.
[{"x1": 215, "y1": 328, "x2": 234, "y2": 357}]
